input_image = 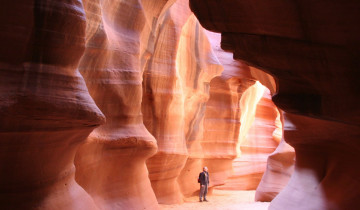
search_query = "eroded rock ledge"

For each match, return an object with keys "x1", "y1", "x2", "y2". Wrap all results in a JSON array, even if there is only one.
[
  {"x1": 1, "y1": 0, "x2": 296, "y2": 209},
  {"x1": 190, "y1": 0, "x2": 360, "y2": 209}
]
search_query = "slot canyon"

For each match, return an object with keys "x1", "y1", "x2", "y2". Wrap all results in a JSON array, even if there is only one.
[{"x1": 0, "y1": 0, "x2": 359, "y2": 210}]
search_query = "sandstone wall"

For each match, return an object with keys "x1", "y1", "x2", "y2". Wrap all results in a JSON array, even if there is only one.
[
  {"x1": 142, "y1": 0, "x2": 192, "y2": 205},
  {"x1": 141, "y1": 0, "x2": 223, "y2": 203},
  {"x1": 247, "y1": 67, "x2": 295, "y2": 201},
  {"x1": 0, "y1": 1, "x2": 105, "y2": 209},
  {"x1": 178, "y1": 30, "x2": 259, "y2": 197},
  {"x1": 218, "y1": 85, "x2": 281, "y2": 191},
  {"x1": 1, "y1": 1, "x2": 290, "y2": 209},
  {"x1": 190, "y1": 0, "x2": 360, "y2": 209},
  {"x1": 74, "y1": 0, "x2": 182, "y2": 209},
  {"x1": 74, "y1": 0, "x2": 242, "y2": 207},
  {"x1": 255, "y1": 132, "x2": 296, "y2": 202}
]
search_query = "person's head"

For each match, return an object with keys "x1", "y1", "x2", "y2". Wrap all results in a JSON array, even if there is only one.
[{"x1": 203, "y1": 166, "x2": 208, "y2": 172}]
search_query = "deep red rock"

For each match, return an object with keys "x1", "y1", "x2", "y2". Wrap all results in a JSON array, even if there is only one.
[
  {"x1": 0, "y1": 1, "x2": 104, "y2": 209},
  {"x1": 190, "y1": 0, "x2": 360, "y2": 209},
  {"x1": 74, "y1": 0, "x2": 161, "y2": 209}
]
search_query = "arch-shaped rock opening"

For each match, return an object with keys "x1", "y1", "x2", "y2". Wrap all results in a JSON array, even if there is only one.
[
  {"x1": 1, "y1": 1, "x2": 326, "y2": 210},
  {"x1": 190, "y1": 1, "x2": 360, "y2": 209}
]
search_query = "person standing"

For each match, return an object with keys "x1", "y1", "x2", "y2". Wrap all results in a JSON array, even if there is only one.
[{"x1": 198, "y1": 166, "x2": 209, "y2": 202}]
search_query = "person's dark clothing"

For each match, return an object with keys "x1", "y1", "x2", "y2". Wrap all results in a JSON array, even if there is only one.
[
  {"x1": 198, "y1": 171, "x2": 209, "y2": 185},
  {"x1": 199, "y1": 171, "x2": 209, "y2": 201}
]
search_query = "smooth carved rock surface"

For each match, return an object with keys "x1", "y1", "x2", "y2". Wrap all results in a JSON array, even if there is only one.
[
  {"x1": 178, "y1": 30, "x2": 257, "y2": 197},
  {"x1": 243, "y1": 68, "x2": 292, "y2": 200},
  {"x1": 142, "y1": 0, "x2": 223, "y2": 204},
  {"x1": 0, "y1": 1, "x2": 104, "y2": 209},
  {"x1": 255, "y1": 133, "x2": 295, "y2": 202},
  {"x1": 190, "y1": 0, "x2": 360, "y2": 209},
  {"x1": 1, "y1": 0, "x2": 295, "y2": 209},
  {"x1": 255, "y1": 110, "x2": 295, "y2": 202},
  {"x1": 74, "y1": 0, "x2": 174, "y2": 209},
  {"x1": 190, "y1": 0, "x2": 360, "y2": 125},
  {"x1": 269, "y1": 112, "x2": 360, "y2": 210},
  {"x1": 202, "y1": 30, "x2": 256, "y2": 186},
  {"x1": 218, "y1": 86, "x2": 280, "y2": 191}
]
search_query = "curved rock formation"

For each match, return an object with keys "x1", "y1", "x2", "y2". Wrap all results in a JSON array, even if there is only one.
[
  {"x1": 75, "y1": 0, "x2": 224, "y2": 206},
  {"x1": 255, "y1": 132, "x2": 295, "y2": 202},
  {"x1": 245, "y1": 67, "x2": 295, "y2": 201},
  {"x1": 177, "y1": 30, "x2": 257, "y2": 196},
  {"x1": 202, "y1": 31, "x2": 256, "y2": 186},
  {"x1": 255, "y1": 109, "x2": 295, "y2": 202},
  {"x1": 7, "y1": 1, "x2": 354, "y2": 209},
  {"x1": 142, "y1": 0, "x2": 225, "y2": 201},
  {"x1": 190, "y1": 0, "x2": 360, "y2": 209},
  {"x1": 141, "y1": 0, "x2": 195, "y2": 204},
  {"x1": 218, "y1": 85, "x2": 281, "y2": 191},
  {"x1": 74, "y1": 0, "x2": 165, "y2": 209},
  {"x1": 270, "y1": 112, "x2": 360, "y2": 210},
  {"x1": 0, "y1": 1, "x2": 104, "y2": 209}
]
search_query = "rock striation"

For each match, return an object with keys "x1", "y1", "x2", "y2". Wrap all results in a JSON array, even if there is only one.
[
  {"x1": 0, "y1": 1, "x2": 104, "y2": 209},
  {"x1": 177, "y1": 29, "x2": 258, "y2": 197},
  {"x1": 190, "y1": 0, "x2": 360, "y2": 209},
  {"x1": 255, "y1": 132, "x2": 295, "y2": 202},
  {"x1": 1, "y1": 0, "x2": 304, "y2": 209},
  {"x1": 142, "y1": 0, "x2": 222, "y2": 203},
  {"x1": 218, "y1": 85, "x2": 281, "y2": 191},
  {"x1": 74, "y1": 0, "x2": 174, "y2": 209}
]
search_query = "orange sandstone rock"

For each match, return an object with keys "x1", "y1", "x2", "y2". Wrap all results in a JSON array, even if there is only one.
[
  {"x1": 74, "y1": 0, "x2": 163, "y2": 209},
  {"x1": 0, "y1": 1, "x2": 310, "y2": 209},
  {"x1": 142, "y1": 0, "x2": 193, "y2": 204},
  {"x1": 178, "y1": 30, "x2": 256, "y2": 196},
  {"x1": 255, "y1": 111, "x2": 295, "y2": 202},
  {"x1": 0, "y1": 1, "x2": 104, "y2": 209},
  {"x1": 190, "y1": 0, "x2": 360, "y2": 209},
  {"x1": 218, "y1": 86, "x2": 280, "y2": 191},
  {"x1": 143, "y1": 0, "x2": 223, "y2": 202}
]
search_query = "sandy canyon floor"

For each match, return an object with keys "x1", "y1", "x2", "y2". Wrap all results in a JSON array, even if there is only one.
[{"x1": 160, "y1": 190, "x2": 269, "y2": 210}]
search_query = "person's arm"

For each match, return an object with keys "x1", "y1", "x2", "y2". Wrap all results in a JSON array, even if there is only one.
[{"x1": 199, "y1": 172, "x2": 204, "y2": 185}]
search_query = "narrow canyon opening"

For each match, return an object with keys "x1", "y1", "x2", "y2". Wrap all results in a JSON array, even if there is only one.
[{"x1": 1, "y1": 0, "x2": 359, "y2": 210}]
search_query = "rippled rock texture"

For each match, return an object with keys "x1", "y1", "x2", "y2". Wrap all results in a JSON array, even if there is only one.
[
  {"x1": 190, "y1": 0, "x2": 360, "y2": 209},
  {"x1": 142, "y1": 0, "x2": 223, "y2": 203},
  {"x1": 74, "y1": 0, "x2": 165, "y2": 209},
  {"x1": 218, "y1": 84, "x2": 281, "y2": 191},
  {"x1": 177, "y1": 28, "x2": 266, "y2": 198},
  {"x1": 1, "y1": 0, "x2": 295, "y2": 209},
  {"x1": 255, "y1": 113, "x2": 295, "y2": 202},
  {"x1": 0, "y1": 1, "x2": 104, "y2": 209}
]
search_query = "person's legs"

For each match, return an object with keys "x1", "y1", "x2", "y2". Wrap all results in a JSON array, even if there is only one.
[
  {"x1": 204, "y1": 184, "x2": 208, "y2": 201},
  {"x1": 199, "y1": 185, "x2": 205, "y2": 201}
]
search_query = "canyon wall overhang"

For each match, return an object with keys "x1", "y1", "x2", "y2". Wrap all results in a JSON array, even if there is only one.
[{"x1": 190, "y1": 0, "x2": 360, "y2": 209}]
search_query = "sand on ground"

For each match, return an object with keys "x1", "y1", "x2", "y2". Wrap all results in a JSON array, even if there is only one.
[{"x1": 160, "y1": 190, "x2": 269, "y2": 210}]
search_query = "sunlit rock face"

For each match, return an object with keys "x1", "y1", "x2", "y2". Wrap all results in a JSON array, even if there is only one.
[
  {"x1": 141, "y1": 0, "x2": 223, "y2": 204},
  {"x1": 190, "y1": 0, "x2": 360, "y2": 209},
  {"x1": 255, "y1": 112, "x2": 295, "y2": 202},
  {"x1": 176, "y1": 30, "x2": 257, "y2": 196},
  {"x1": 239, "y1": 88, "x2": 280, "y2": 189},
  {"x1": 245, "y1": 68, "x2": 295, "y2": 201},
  {"x1": 141, "y1": 0, "x2": 192, "y2": 202},
  {"x1": 255, "y1": 136, "x2": 295, "y2": 202},
  {"x1": 0, "y1": 1, "x2": 104, "y2": 209},
  {"x1": 74, "y1": 0, "x2": 171, "y2": 209},
  {"x1": 1, "y1": 1, "x2": 309, "y2": 209},
  {"x1": 2, "y1": 0, "x2": 273, "y2": 208},
  {"x1": 270, "y1": 112, "x2": 360, "y2": 210},
  {"x1": 200, "y1": 31, "x2": 256, "y2": 188},
  {"x1": 218, "y1": 84, "x2": 281, "y2": 191}
]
